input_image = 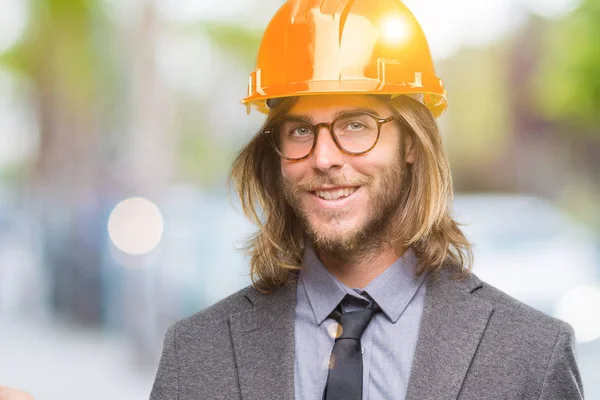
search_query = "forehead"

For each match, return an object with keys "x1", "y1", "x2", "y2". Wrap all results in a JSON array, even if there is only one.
[{"x1": 286, "y1": 94, "x2": 389, "y2": 120}]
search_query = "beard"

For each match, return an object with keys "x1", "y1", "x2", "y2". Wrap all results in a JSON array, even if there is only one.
[{"x1": 281, "y1": 157, "x2": 407, "y2": 263}]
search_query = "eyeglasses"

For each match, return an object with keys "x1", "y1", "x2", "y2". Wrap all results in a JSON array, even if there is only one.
[{"x1": 264, "y1": 112, "x2": 396, "y2": 161}]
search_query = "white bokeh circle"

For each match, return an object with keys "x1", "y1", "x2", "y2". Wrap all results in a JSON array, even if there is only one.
[
  {"x1": 555, "y1": 285, "x2": 600, "y2": 343},
  {"x1": 108, "y1": 197, "x2": 164, "y2": 256}
]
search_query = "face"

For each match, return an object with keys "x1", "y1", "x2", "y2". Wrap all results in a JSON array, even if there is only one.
[{"x1": 279, "y1": 94, "x2": 416, "y2": 255}]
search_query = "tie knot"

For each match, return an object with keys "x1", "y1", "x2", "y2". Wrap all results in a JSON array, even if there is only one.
[{"x1": 329, "y1": 294, "x2": 379, "y2": 341}]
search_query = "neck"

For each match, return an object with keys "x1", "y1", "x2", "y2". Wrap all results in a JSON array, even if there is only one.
[{"x1": 315, "y1": 243, "x2": 402, "y2": 289}]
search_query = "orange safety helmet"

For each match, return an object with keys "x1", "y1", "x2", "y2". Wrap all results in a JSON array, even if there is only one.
[{"x1": 242, "y1": 0, "x2": 447, "y2": 117}]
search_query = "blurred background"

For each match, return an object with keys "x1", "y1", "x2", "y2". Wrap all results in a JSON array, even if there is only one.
[{"x1": 0, "y1": 0, "x2": 599, "y2": 398}]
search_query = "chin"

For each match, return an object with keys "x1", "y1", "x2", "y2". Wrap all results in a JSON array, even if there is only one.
[{"x1": 308, "y1": 218, "x2": 363, "y2": 245}]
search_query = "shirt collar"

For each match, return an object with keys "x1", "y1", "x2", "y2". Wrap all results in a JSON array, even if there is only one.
[
  {"x1": 299, "y1": 246, "x2": 348, "y2": 325},
  {"x1": 299, "y1": 246, "x2": 427, "y2": 325},
  {"x1": 360, "y1": 248, "x2": 426, "y2": 323}
]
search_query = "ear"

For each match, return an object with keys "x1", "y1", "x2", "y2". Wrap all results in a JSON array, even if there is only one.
[{"x1": 404, "y1": 134, "x2": 416, "y2": 164}]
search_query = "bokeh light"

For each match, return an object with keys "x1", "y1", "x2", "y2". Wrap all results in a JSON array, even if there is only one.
[
  {"x1": 0, "y1": 0, "x2": 28, "y2": 53},
  {"x1": 403, "y1": 0, "x2": 580, "y2": 59},
  {"x1": 107, "y1": 197, "x2": 164, "y2": 256},
  {"x1": 380, "y1": 16, "x2": 411, "y2": 46},
  {"x1": 327, "y1": 321, "x2": 343, "y2": 339},
  {"x1": 555, "y1": 285, "x2": 600, "y2": 343}
]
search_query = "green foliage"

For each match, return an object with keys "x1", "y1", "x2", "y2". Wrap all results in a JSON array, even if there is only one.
[
  {"x1": 180, "y1": 127, "x2": 235, "y2": 188},
  {"x1": 0, "y1": 0, "x2": 111, "y2": 110},
  {"x1": 439, "y1": 43, "x2": 513, "y2": 165},
  {"x1": 197, "y1": 22, "x2": 264, "y2": 70},
  {"x1": 535, "y1": 0, "x2": 600, "y2": 134}
]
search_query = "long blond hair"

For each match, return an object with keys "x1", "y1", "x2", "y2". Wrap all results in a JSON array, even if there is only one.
[{"x1": 230, "y1": 95, "x2": 472, "y2": 292}]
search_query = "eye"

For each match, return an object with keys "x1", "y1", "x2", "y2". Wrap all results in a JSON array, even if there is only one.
[
  {"x1": 346, "y1": 122, "x2": 367, "y2": 131},
  {"x1": 291, "y1": 126, "x2": 312, "y2": 136}
]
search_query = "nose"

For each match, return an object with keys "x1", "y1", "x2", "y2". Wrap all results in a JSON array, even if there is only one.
[{"x1": 311, "y1": 127, "x2": 345, "y2": 172}]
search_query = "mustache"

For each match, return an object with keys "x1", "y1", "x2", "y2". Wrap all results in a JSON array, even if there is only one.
[{"x1": 295, "y1": 174, "x2": 372, "y2": 191}]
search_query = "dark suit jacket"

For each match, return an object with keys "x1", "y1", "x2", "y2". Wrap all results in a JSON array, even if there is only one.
[{"x1": 150, "y1": 269, "x2": 584, "y2": 399}]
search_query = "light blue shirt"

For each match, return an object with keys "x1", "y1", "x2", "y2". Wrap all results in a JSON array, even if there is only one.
[{"x1": 294, "y1": 247, "x2": 427, "y2": 400}]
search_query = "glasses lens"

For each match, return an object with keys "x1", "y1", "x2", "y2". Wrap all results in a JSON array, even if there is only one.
[
  {"x1": 274, "y1": 119, "x2": 315, "y2": 159},
  {"x1": 333, "y1": 113, "x2": 379, "y2": 153}
]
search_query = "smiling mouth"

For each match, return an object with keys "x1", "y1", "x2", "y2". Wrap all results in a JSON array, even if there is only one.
[{"x1": 313, "y1": 187, "x2": 359, "y2": 201}]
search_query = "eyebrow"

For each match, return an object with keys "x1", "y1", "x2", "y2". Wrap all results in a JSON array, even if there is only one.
[{"x1": 284, "y1": 107, "x2": 382, "y2": 122}]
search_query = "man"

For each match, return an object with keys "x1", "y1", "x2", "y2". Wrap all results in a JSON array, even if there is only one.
[{"x1": 150, "y1": 1, "x2": 584, "y2": 399}]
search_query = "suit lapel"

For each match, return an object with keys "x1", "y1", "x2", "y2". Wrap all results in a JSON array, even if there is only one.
[
  {"x1": 406, "y1": 270, "x2": 493, "y2": 400},
  {"x1": 229, "y1": 278, "x2": 297, "y2": 400}
]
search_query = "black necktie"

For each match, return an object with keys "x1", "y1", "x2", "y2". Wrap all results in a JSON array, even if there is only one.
[{"x1": 323, "y1": 294, "x2": 379, "y2": 400}]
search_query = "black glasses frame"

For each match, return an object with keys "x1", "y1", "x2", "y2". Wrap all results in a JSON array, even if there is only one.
[{"x1": 263, "y1": 112, "x2": 396, "y2": 161}]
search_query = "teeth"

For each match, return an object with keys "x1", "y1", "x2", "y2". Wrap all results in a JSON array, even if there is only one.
[{"x1": 315, "y1": 187, "x2": 357, "y2": 200}]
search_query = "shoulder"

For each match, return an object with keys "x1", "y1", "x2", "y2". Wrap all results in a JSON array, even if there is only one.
[
  {"x1": 431, "y1": 267, "x2": 574, "y2": 351},
  {"x1": 156, "y1": 285, "x2": 260, "y2": 363},
  {"x1": 437, "y1": 267, "x2": 568, "y2": 329},
  {"x1": 151, "y1": 285, "x2": 275, "y2": 398},
  {"x1": 472, "y1": 272, "x2": 571, "y2": 336},
  {"x1": 171, "y1": 285, "x2": 257, "y2": 336},
  {"x1": 450, "y1": 270, "x2": 576, "y2": 361},
  {"x1": 165, "y1": 280, "x2": 296, "y2": 340},
  {"x1": 451, "y1": 272, "x2": 583, "y2": 397}
]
